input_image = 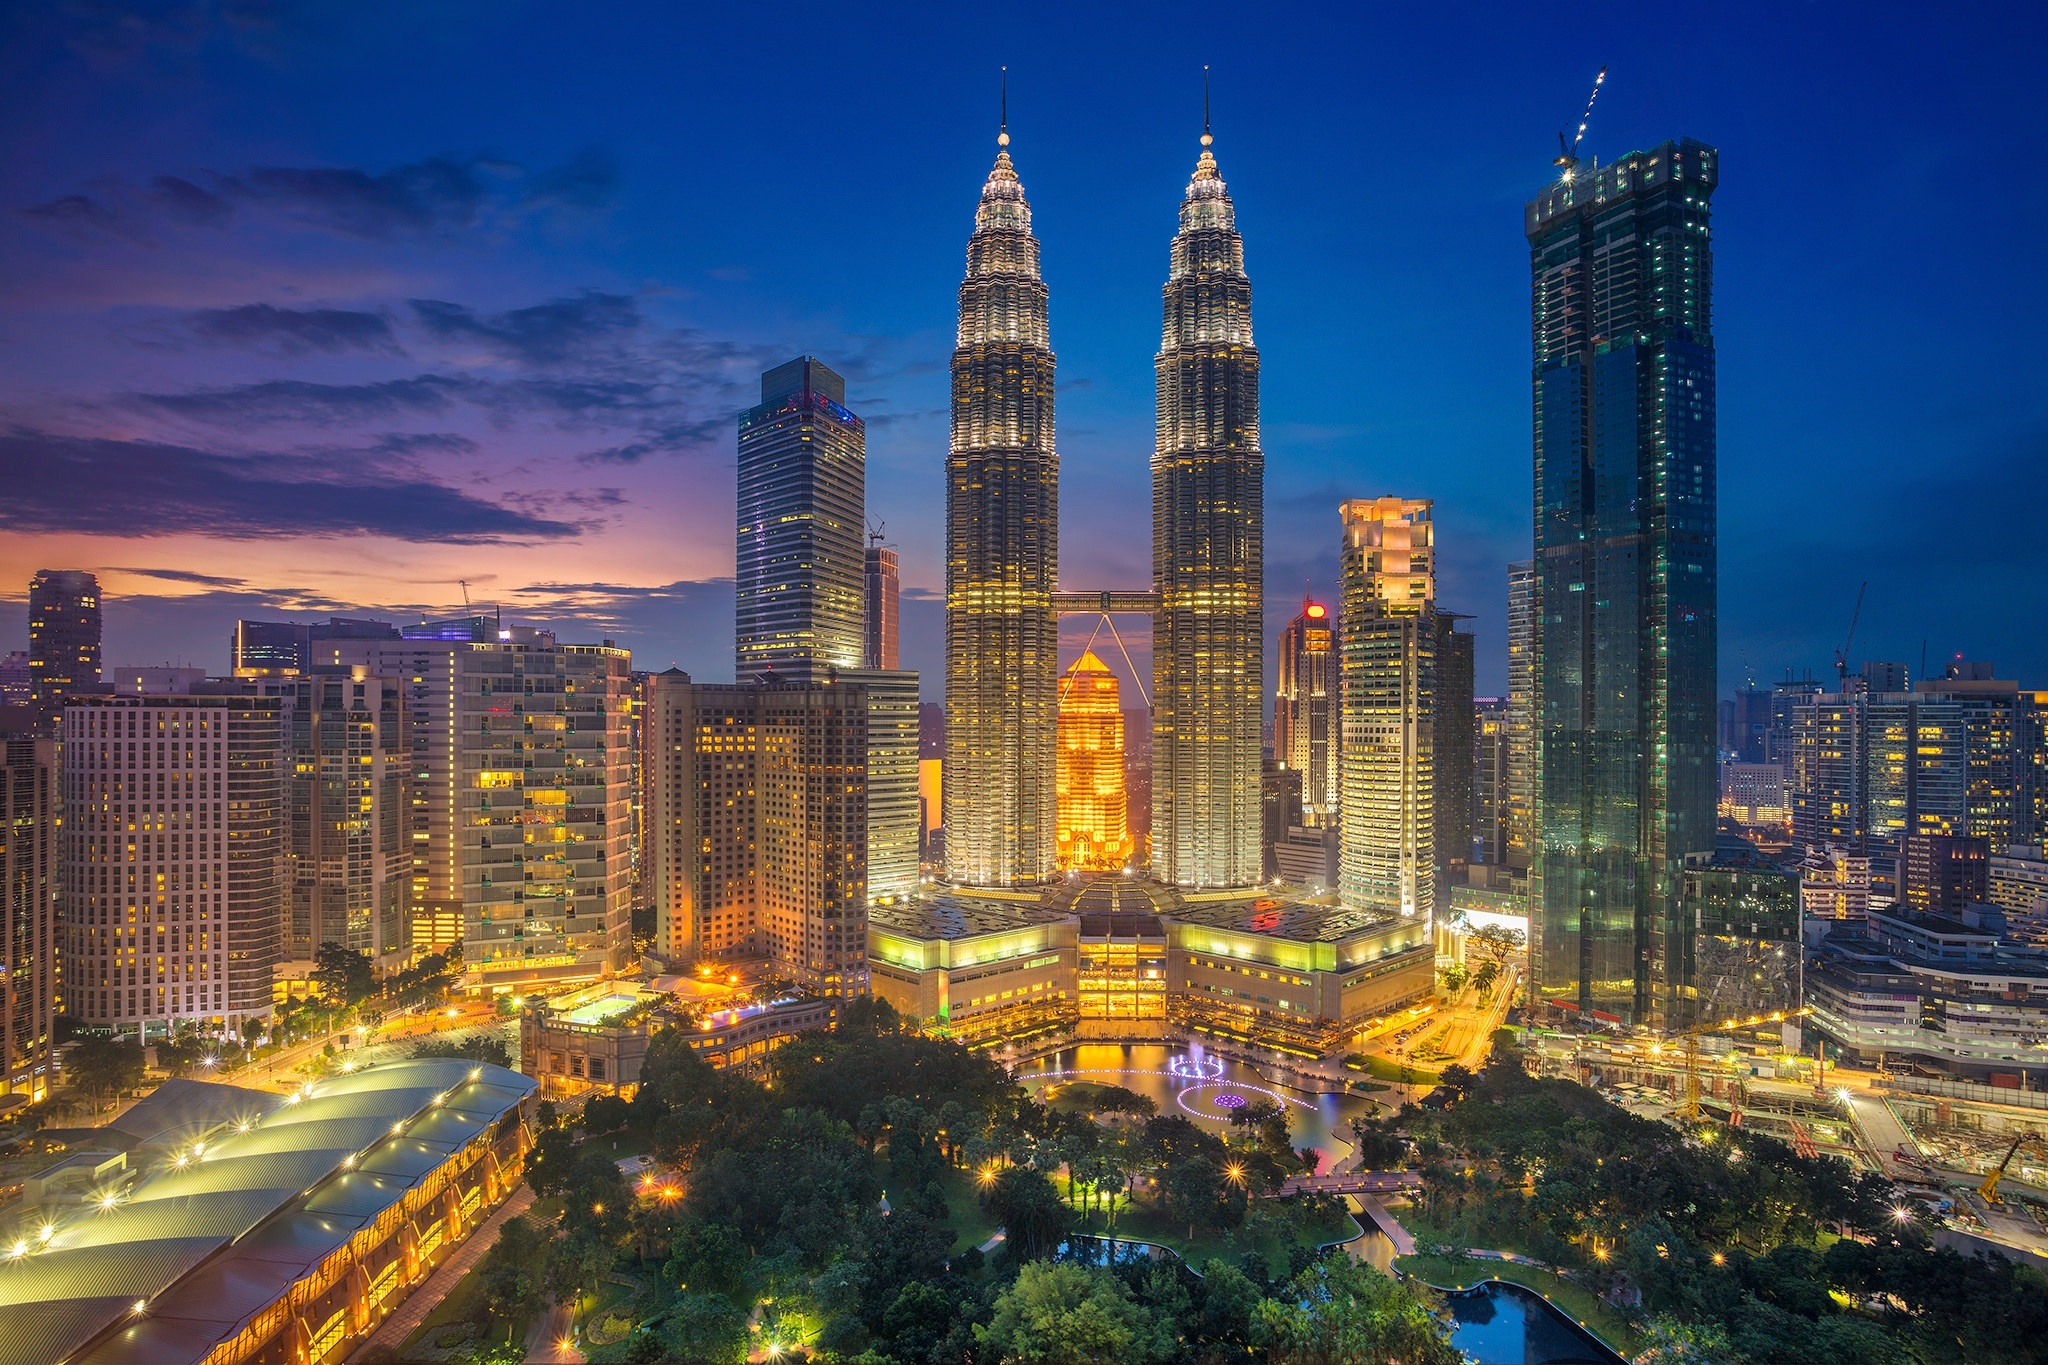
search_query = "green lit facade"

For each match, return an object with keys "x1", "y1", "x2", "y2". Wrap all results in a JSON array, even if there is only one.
[{"x1": 1528, "y1": 139, "x2": 1719, "y2": 1029}]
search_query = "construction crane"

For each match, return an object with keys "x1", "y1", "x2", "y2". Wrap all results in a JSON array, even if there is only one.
[
  {"x1": 1655, "y1": 1007, "x2": 1812, "y2": 1120},
  {"x1": 1832, "y1": 581, "x2": 1867, "y2": 686},
  {"x1": 1553, "y1": 66, "x2": 1609, "y2": 180},
  {"x1": 1979, "y1": 1131, "x2": 2047, "y2": 1205}
]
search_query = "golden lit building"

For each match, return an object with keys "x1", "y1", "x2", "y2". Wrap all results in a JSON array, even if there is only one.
[{"x1": 1058, "y1": 651, "x2": 1132, "y2": 871}]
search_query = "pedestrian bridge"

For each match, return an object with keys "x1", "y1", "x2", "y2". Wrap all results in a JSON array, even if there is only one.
[{"x1": 1278, "y1": 1168, "x2": 1423, "y2": 1197}]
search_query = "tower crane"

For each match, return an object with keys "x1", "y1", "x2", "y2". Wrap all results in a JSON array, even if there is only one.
[
  {"x1": 1655, "y1": 1007, "x2": 1812, "y2": 1120},
  {"x1": 1553, "y1": 66, "x2": 1609, "y2": 180},
  {"x1": 1833, "y1": 581, "x2": 1867, "y2": 686},
  {"x1": 1979, "y1": 1131, "x2": 2047, "y2": 1205}
]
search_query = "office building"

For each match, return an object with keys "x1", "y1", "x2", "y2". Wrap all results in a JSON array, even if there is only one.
[
  {"x1": 1504, "y1": 561, "x2": 1537, "y2": 870},
  {"x1": 1719, "y1": 760, "x2": 1790, "y2": 829},
  {"x1": 736, "y1": 357, "x2": 866, "y2": 681},
  {"x1": 1056, "y1": 651, "x2": 1132, "y2": 871},
  {"x1": 1990, "y1": 844, "x2": 2048, "y2": 946},
  {"x1": 1683, "y1": 852, "x2": 1800, "y2": 1021},
  {"x1": 1915, "y1": 665, "x2": 2035, "y2": 849},
  {"x1": 1474, "y1": 697, "x2": 1510, "y2": 865},
  {"x1": 28, "y1": 570, "x2": 101, "y2": 732},
  {"x1": 1260, "y1": 760, "x2": 1303, "y2": 878},
  {"x1": 1275, "y1": 599, "x2": 1337, "y2": 827},
  {"x1": 61, "y1": 695, "x2": 283, "y2": 1038},
  {"x1": 0, "y1": 653, "x2": 30, "y2": 708},
  {"x1": 326, "y1": 630, "x2": 634, "y2": 990},
  {"x1": 1902, "y1": 832, "x2": 1990, "y2": 917},
  {"x1": 644, "y1": 671, "x2": 882, "y2": 996},
  {"x1": 864, "y1": 539, "x2": 900, "y2": 671},
  {"x1": 1767, "y1": 674, "x2": 1825, "y2": 767},
  {"x1": 1528, "y1": 138, "x2": 1720, "y2": 1029},
  {"x1": 229, "y1": 617, "x2": 399, "y2": 675},
  {"x1": 1792, "y1": 686, "x2": 1968, "y2": 893},
  {"x1": 1434, "y1": 611, "x2": 1474, "y2": 897},
  {"x1": 1338, "y1": 497, "x2": 1436, "y2": 920},
  {"x1": 1720, "y1": 686, "x2": 1774, "y2": 763},
  {"x1": 1152, "y1": 122, "x2": 1264, "y2": 891},
  {"x1": 0, "y1": 723, "x2": 54, "y2": 1103},
  {"x1": 945, "y1": 125, "x2": 1060, "y2": 888}
]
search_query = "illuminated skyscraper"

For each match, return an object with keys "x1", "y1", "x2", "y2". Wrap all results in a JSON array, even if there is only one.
[
  {"x1": 864, "y1": 538, "x2": 900, "y2": 670},
  {"x1": 1505, "y1": 561, "x2": 1537, "y2": 870},
  {"x1": 1339, "y1": 498, "x2": 1436, "y2": 919},
  {"x1": 1276, "y1": 600, "x2": 1336, "y2": 827},
  {"x1": 0, "y1": 722, "x2": 53, "y2": 1102},
  {"x1": 737, "y1": 357, "x2": 866, "y2": 681},
  {"x1": 28, "y1": 569, "x2": 100, "y2": 732},
  {"x1": 1529, "y1": 139, "x2": 1719, "y2": 1028},
  {"x1": 945, "y1": 122, "x2": 1058, "y2": 887},
  {"x1": 1153, "y1": 120, "x2": 1263, "y2": 889},
  {"x1": 1057, "y1": 651, "x2": 1132, "y2": 871}
]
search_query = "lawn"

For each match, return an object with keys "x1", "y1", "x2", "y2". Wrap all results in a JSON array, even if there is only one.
[
  {"x1": 1395, "y1": 1251, "x2": 1645, "y2": 1358},
  {"x1": 1395, "y1": 1203, "x2": 1546, "y2": 1263},
  {"x1": 577, "y1": 1123, "x2": 657, "y2": 1162},
  {"x1": 401, "y1": 1254, "x2": 528, "y2": 1361},
  {"x1": 1348, "y1": 1054, "x2": 1443, "y2": 1084}
]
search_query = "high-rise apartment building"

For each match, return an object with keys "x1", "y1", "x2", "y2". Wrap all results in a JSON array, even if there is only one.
[
  {"x1": 245, "y1": 669, "x2": 410, "y2": 970},
  {"x1": 1056, "y1": 651, "x2": 1132, "y2": 871},
  {"x1": 737, "y1": 358, "x2": 867, "y2": 681},
  {"x1": 1528, "y1": 139, "x2": 1719, "y2": 1028},
  {"x1": 643, "y1": 671, "x2": 880, "y2": 995},
  {"x1": 1339, "y1": 497, "x2": 1436, "y2": 919},
  {"x1": 1793, "y1": 687, "x2": 1968, "y2": 895},
  {"x1": 28, "y1": 570, "x2": 102, "y2": 732},
  {"x1": 1152, "y1": 125, "x2": 1263, "y2": 890},
  {"x1": 1434, "y1": 611, "x2": 1475, "y2": 897},
  {"x1": 1275, "y1": 600, "x2": 1337, "y2": 827},
  {"x1": 945, "y1": 126, "x2": 1059, "y2": 888},
  {"x1": 1801, "y1": 845, "x2": 1872, "y2": 926},
  {"x1": 326, "y1": 631, "x2": 633, "y2": 988},
  {"x1": 61, "y1": 695, "x2": 283, "y2": 1038},
  {"x1": 864, "y1": 540, "x2": 901, "y2": 671},
  {"x1": 1474, "y1": 697, "x2": 1510, "y2": 866},
  {"x1": 0, "y1": 723, "x2": 54, "y2": 1102},
  {"x1": 0, "y1": 653, "x2": 29, "y2": 709},
  {"x1": 1504, "y1": 561, "x2": 1537, "y2": 870}
]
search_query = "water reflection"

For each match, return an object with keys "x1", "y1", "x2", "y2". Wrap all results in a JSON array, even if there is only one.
[
  {"x1": 1443, "y1": 1282, "x2": 1626, "y2": 1365},
  {"x1": 1014, "y1": 1042, "x2": 1376, "y2": 1174}
]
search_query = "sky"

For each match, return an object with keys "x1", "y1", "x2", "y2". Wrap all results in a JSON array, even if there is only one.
[{"x1": 2, "y1": 1, "x2": 2044, "y2": 706}]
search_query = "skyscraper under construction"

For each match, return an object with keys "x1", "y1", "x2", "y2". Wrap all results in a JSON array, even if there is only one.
[
  {"x1": 1152, "y1": 121, "x2": 1264, "y2": 889},
  {"x1": 944, "y1": 123, "x2": 1059, "y2": 887}
]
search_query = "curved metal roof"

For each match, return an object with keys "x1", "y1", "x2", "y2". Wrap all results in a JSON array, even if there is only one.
[{"x1": 0, "y1": 1057, "x2": 533, "y2": 1365}]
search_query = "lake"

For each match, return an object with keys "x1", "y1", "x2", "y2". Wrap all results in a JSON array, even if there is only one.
[{"x1": 1013, "y1": 1041, "x2": 1377, "y2": 1173}]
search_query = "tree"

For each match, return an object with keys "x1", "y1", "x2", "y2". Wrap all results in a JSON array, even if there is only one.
[
  {"x1": 659, "y1": 1292, "x2": 749, "y2": 1364},
  {"x1": 65, "y1": 1035, "x2": 145, "y2": 1117},
  {"x1": 312, "y1": 941, "x2": 376, "y2": 1007},
  {"x1": 1251, "y1": 1254, "x2": 1462, "y2": 1365},
  {"x1": 411, "y1": 1033, "x2": 512, "y2": 1068},
  {"x1": 1469, "y1": 923, "x2": 1526, "y2": 972},
  {"x1": 582, "y1": 1092, "x2": 632, "y2": 1135},
  {"x1": 976, "y1": 1261, "x2": 1173, "y2": 1365},
  {"x1": 986, "y1": 1164, "x2": 1073, "y2": 1264},
  {"x1": 477, "y1": 1216, "x2": 549, "y2": 1325},
  {"x1": 1438, "y1": 962, "x2": 1470, "y2": 996},
  {"x1": 1167, "y1": 1155, "x2": 1246, "y2": 1242}
]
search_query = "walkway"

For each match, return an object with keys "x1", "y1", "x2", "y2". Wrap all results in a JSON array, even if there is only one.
[
  {"x1": 345, "y1": 1185, "x2": 535, "y2": 1363},
  {"x1": 1844, "y1": 1089, "x2": 1918, "y2": 1172},
  {"x1": 1353, "y1": 1194, "x2": 1417, "y2": 1255},
  {"x1": 1279, "y1": 1168, "x2": 1423, "y2": 1197},
  {"x1": 524, "y1": 1298, "x2": 584, "y2": 1363}
]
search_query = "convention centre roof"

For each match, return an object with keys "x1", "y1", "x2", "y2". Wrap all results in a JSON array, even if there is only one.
[{"x1": 0, "y1": 1057, "x2": 534, "y2": 1365}]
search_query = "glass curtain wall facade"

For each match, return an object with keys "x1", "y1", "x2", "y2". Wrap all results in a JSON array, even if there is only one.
[
  {"x1": 737, "y1": 357, "x2": 867, "y2": 681},
  {"x1": 1529, "y1": 139, "x2": 1719, "y2": 1029},
  {"x1": 1338, "y1": 498, "x2": 1436, "y2": 919},
  {"x1": 1153, "y1": 128, "x2": 1264, "y2": 889},
  {"x1": 944, "y1": 131, "x2": 1059, "y2": 888},
  {"x1": 1506, "y1": 561, "x2": 1537, "y2": 870},
  {"x1": 28, "y1": 570, "x2": 101, "y2": 733}
]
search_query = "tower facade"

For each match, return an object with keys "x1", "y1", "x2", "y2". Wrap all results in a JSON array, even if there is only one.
[
  {"x1": 28, "y1": 570, "x2": 101, "y2": 733},
  {"x1": 1338, "y1": 498, "x2": 1436, "y2": 919},
  {"x1": 944, "y1": 130, "x2": 1058, "y2": 887},
  {"x1": 864, "y1": 540, "x2": 900, "y2": 670},
  {"x1": 0, "y1": 725, "x2": 54, "y2": 1102},
  {"x1": 1057, "y1": 651, "x2": 1132, "y2": 871},
  {"x1": 1276, "y1": 600, "x2": 1337, "y2": 827},
  {"x1": 1528, "y1": 139, "x2": 1719, "y2": 1028},
  {"x1": 737, "y1": 357, "x2": 866, "y2": 681},
  {"x1": 1152, "y1": 127, "x2": 1263, "y2": 889}
]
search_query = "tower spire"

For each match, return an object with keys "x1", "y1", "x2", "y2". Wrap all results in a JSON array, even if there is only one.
[
  {"x1": 1202, "y1": 65, "x2": 1211, "y2": 146},
  {"x1": 999, "y1": 66, "x2": 1009, "y2": 147}
]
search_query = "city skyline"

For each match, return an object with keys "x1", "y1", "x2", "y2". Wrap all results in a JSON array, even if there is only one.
[{"x1": 4, "y1": 6, "x2": 2043, "y2": 704}]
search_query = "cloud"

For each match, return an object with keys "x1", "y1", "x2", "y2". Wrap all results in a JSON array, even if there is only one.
[
  {"x1": 19, "y1": 151, "x2": 615, "y2": 245},
  {"x1": 183, "y1": 303, "x2": 402, "y2": 356},
  {"x1": 372, "y1": 431, "x2": 476, "y2": 456},
  {"x1": 104, "y1": 567, "x2": 249, "y2": 589},
  {"x1": 137, "y1": 375, "x2": 462, "y2": 424},
  {"x1": 410, "y1": 291, "x2": 639, "y2": 365},
  {"x1": 0, "y1": 429, "x2": 584, "y2": 543}
]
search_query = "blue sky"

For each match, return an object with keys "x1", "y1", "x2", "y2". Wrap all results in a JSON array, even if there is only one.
[{"x1": 2, "y1": 1, "x2": 2044, "y2": 702}]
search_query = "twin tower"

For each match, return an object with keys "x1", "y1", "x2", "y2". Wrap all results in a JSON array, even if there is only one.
[{"x1": 945, "y1": 121, "x2": 1263, "y2": 891}]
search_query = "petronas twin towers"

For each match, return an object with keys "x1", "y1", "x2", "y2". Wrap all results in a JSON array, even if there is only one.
[{"x1": 944, "y1": 118, "x2": 1264, "y2": 891}]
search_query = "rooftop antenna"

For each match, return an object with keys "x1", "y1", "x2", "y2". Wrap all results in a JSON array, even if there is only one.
[
  {"x1": 1204, "y1": 65, "x2": 1211, "y2": 144},
  {"x1": 1553, "y1": 65, "x2": 1608, "y2": 180}
]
